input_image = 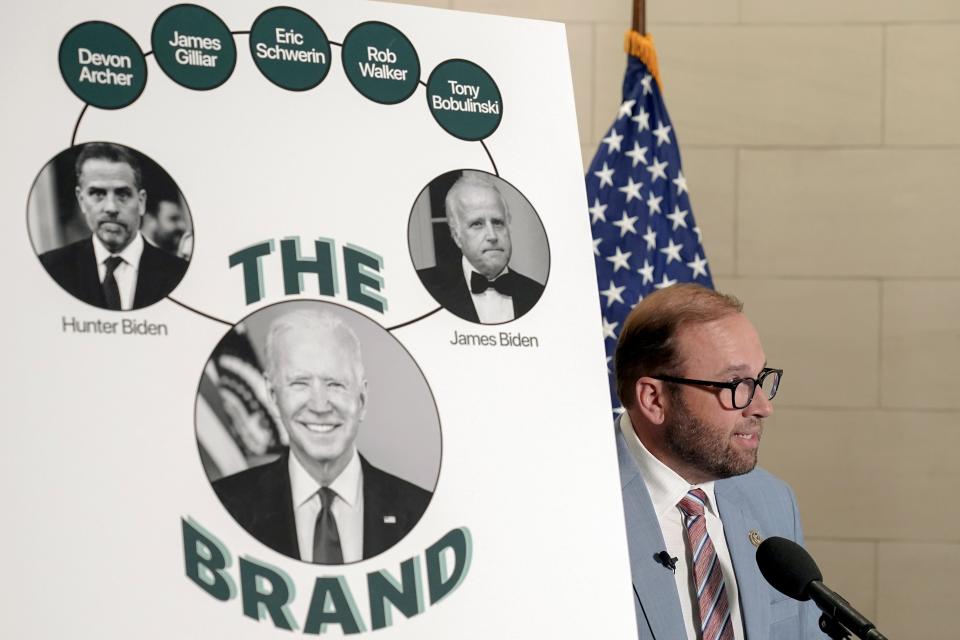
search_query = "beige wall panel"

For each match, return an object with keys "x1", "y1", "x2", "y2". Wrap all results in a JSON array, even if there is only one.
[
  {"x1": 741, "y1": 0, "x2": 960, "y2": 23},
  {"x1": 882, "y1": 281, "x2": 960, "y2": 410},
  {"x1": 591, "y1": 24, "x2": 631, "y2": 151},
  {"x1": 738, "y1": 150, "x2": 960, "y2": 278},
  {"x1": 805, "y1": 540, "x2": 876, "y2": 619},
  {"x1": 877, "y1": 543, "x2": 960, "y2": 639},
  {"x1": 760, "y1": 409, "x2": 960, "y2": 541},
  {"x1": 680, "y1": 149, "x2": 736, "y2": 276},
  {"x1": 566, "y1": 23, "x2": 593, "y2": 162},
  {"x1": 648, "y1": 0, "x2": 739, "y2": 25},
  {"x1": 714, "y1": 278, "x2": 879, "y2": 408},
  {"x1": 451, "y1": 0, "x2": 629, "y2": 23},
  {"x1": 649, "y1": 26, "x2": 882, "y2": 146},
  {"x1": 886, "y1": 25, "x2": 960, "y2": 146}
]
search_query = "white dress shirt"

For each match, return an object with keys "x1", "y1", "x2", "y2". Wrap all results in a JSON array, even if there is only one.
[
  {"x1": 461, "y1": 256, "x2": 514, "y2": 323},
  {"x1": 619, "y1": 414, "x2": 746, "y2": 640},
  {"x1": 91, "y1": 232, "x2": 143, "y2": 310},
  {"x1": 289, "y1": 448, "x2": 364, "y2": 563}
]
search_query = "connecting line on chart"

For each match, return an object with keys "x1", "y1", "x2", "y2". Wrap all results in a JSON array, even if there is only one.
[
  {"x1": 480, "y1": 140, "x2": 498, "y2": 176},
  {"x1": 167, "y1": 296, "x2": 234, "y2": 327},
  {"x1": 387, "y1": 306, "x2": 442, "y2": 332},
  {"x1": 70, "y1": 105, "x2": 88, "y2": 147}
]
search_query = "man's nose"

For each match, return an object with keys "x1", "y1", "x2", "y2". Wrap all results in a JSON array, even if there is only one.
[
  {"x1": 307, "y1": 385, "x2": 332, "y2": 411},
  {"x1": 745, "y1": 385, "x2": 774, "y2": 419},
  {"x1": 483, "y1": 220, "x2": 498, "y2": 242},
  {"x1": 102, "y1": 193, "x2": 119, "y2": 214}
]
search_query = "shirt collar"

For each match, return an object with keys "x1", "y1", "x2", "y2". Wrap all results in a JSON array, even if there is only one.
[
  {"x1": 92, "y1": 231, "x2": 144, "y2": 271},
  {"x1": 461, "y1": 255, "x2": 509, "y2": 288},
  {"x1": 618, "y1": 412, "x2": 718, "y2": 517},
  {"x1": 288, "y1": 447, "x2": 363, "y2": 508}
]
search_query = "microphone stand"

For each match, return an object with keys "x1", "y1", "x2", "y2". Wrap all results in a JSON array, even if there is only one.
[{"x1": 818, "y1": 613, "x2": 851, "y2": 640}]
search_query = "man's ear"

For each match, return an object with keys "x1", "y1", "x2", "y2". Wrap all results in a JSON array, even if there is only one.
[
  {"x1": 448, "y1": 224, "x2": 463, "y2": 249},
  {"x1": 633, "y1": 377, "x2": 668, "y2": 426},
  {"x1": 265, "y1": 374, "x2": 277, "y2": 405},
  {"x1": 358, "y1": 379, "x2": 368, "y2": 419}
]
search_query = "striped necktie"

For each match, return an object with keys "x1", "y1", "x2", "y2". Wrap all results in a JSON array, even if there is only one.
[{"x1": 678, "y1": 489, "x2": 733, "y2": 640}]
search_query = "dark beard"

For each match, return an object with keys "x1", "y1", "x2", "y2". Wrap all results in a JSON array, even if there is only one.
[{"x1": 664, "y1": 391, "x2": 760, "y2": 480}]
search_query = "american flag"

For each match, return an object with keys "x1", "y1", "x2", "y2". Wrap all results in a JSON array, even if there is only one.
[{"x1": 586, "y1": 34, "x2": 715, "y2": 413}]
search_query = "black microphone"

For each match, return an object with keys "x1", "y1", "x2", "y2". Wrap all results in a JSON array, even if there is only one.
[
  {"x1": 655, "y1": 551, "x2": 677, "y2": 573},
  {"x1": 756, "y1": 537, "x2": 888, "y2": 640}
]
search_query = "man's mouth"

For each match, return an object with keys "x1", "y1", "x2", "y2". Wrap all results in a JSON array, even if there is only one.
[
  {"x1": 732, "y1": 430, "x2": 761, "y2": 448},
  {"x1": 302, "y1": 422, "x2": 339, "y2": 434}
]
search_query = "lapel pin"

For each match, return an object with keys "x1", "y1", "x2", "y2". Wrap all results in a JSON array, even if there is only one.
[
  {"x1": 749, "y1": 529, "x2": 763, "y2": 548},
  {"x1": 383, "y1": 515, "x2": 397, "y2": 524}
]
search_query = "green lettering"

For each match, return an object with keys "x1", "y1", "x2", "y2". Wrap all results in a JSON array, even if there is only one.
[
  {"x1": 367, "y1": 556, "x2": 424, "y2": 630},
  {"x1": 239, "y1": 556, "x2": 298, "y2": 630},
  {"x1": 228, "y1": 240, "x2": 274, "y2": 304},
  {"x1": 425, "y1": 527, "x2": 472, "y2": 605},
  {"x1": 181, "y1": 517, "x2": 236, "y2": 601},
  {"x1": 281, "y1": 237, "x2": 337, "y2": 297},
  {"x1": 303, "y1": 576, "x2": 366, "y2": 635},
  {"x1": 343, "y1": 244, "x2": 386, "y2": 313}
]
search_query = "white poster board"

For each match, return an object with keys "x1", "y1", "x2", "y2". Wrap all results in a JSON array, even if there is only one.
[{"x1": 0, "y1": 0, "x2": 638, "y2": 637}]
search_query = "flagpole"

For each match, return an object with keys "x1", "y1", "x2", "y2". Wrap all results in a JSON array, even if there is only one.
[{"x1": 632, "y1": 0, "x2": 646, "y2": 35}]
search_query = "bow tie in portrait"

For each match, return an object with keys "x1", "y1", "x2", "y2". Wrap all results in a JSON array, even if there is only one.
[{"x1": 470, "y1": 270, "x2": 516, "y2": 296}]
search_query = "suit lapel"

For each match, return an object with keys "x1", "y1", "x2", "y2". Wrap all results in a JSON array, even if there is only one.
[
  {"x1": 133, "y1": 242, "x2": 158, "y2": 308},
  {"x1": 252, "y1": 452, "x2": 300, "y2": 560},
  {"x1": 443, "y1": 267, "x2": 480, "y2": 323},
  {"x1": 617, "y1": 432, "x2": 686, "y2": 640},
  {"x1": 361, "y1": 456, "x2": 400, "y2": 559},
  {"x1": 78, "y1": 238, "x2": 106, "y2": 307},
  {"x1": 715, "y1": 480, "x2": 769, "y2": 640}
]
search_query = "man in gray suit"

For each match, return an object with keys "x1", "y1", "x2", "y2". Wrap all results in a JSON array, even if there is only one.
[{"x1": 614, "y1": 284, "x2": 821, "y2": 639}]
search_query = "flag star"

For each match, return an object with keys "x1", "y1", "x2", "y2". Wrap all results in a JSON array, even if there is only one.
[
  {"x1": 606, "y1": 355, "x2": 612, "y2": 374},
  {"x1": 646, "y1": 158, "x2": 669, "y2": 182},
  {"x1": 602, "y1": 317, "x2": 619, "y2": 340},
  {"x1": 693, "y1": 226, "x2": 702, "y2": 242},
  {"x1": 638, "y1": 259, "x2": 655, "y2": 285},
  {"x1": 666, "y1": 205, "x2": 689, "y2": 231},
  {"x1": 617, "y1": 177, "x2": 643, "y2": 203},
  {"x1": 654, "y1": 274, "x2": 678, "y2": 290},
  {"x1": 613, "y1": 211, "x2": 639, "y2": 237},
  {"x1": 602, "y1": 128, "x2": 624, "y2": 154},
  {"x1": 632, "y1": 107, "x2": 650, "y2": 131},
  {"x1": 601, "y1": 280, "x2": 626, "y2": 307},
  {"x1": 646, "y1": 192, "x2": 663, "y2": 215},
  {"x1": 614, "y1": 405, "x2": 626, "y2": 416},
  {"x1": 652, "y1": 121, "x2": 672, "y2": 146},
  {"x1": 640, "y1": 74, "x2": 654, "y2": 96},
  {"x1": 642, "y1": 225, "x2": 657, "y2": 250},
  {"x1": 633, "y1": 292, "x2": 644, "y2": 307},
  {"x1": 593, "y1": 237, "x2": 603, "y2": 256},
  {"x1": 588, "y1": 198, "x2": 608, "y2": 224},
  {"x1": 606, "y1": 246, "x2": 633, "y2": 272},
  {"x1": 659, "y1": 238, "x2": 683, "y2": 264},
  {"x1": 624, "y1": 142, "x2": 649, "y2": 167},
  {"x1": 617, "y1": 99, "x2": 636, "y2": 119},
  {"x1": 686, "y1": 253, "x2": 709, "y2": 279},
  {"x1": 593, "y1": 162, "x2": 615, "y2": 188},
  {"x1": 672, "y1": 170, "x2": 688, "y2": 196}
]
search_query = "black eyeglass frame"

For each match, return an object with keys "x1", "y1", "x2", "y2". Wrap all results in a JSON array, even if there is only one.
[{"x1": 651, "y1": 367, "x2": 783, "y2": 409}]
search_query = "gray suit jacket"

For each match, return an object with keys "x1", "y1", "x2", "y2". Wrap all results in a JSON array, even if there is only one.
[{"x1": 617, "y1": 429, "x2": 822, "y2": 639}]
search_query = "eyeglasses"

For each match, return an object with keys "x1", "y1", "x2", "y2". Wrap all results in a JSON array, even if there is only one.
[{"x1": 652, "y1": 368, "x2": 783, "y2": 409}]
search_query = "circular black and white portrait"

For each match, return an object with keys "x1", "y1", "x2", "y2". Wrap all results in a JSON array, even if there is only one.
[
  {"x1": 408, "y1": 169, "x2": 549, "y2": 325},
  {"x1": 27, "y1": 141, "x2": 193, "y2": 311},
  {"x1": 195, "y1": 300, "x2": 441, "y2": 565}
]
